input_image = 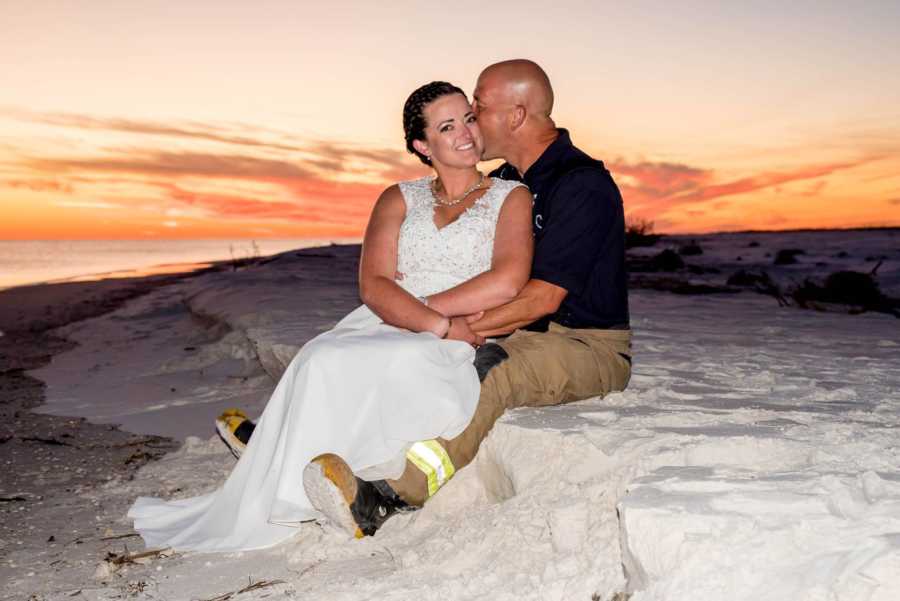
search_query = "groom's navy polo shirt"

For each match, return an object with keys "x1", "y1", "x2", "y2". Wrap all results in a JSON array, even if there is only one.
[{"x1": 491, "y1": 129, "x2": 629, "y2": 330}]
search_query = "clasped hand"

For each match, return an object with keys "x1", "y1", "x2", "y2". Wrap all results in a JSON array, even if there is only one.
[
  {"x1": 445, "y1": 315, "x2": 485, "y2": 348},
  {"x1": 396, "y1": 271, "x2": 485, "y2": 348}
]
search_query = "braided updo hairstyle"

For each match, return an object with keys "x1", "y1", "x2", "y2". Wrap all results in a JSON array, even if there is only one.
[{"x1": 403, "y1": 81, "x2": 467, "y2": 166}]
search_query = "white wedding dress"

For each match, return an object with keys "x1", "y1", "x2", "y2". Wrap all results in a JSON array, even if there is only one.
[{"x1": 128, "y1": 176, "x2": 524, "y2": 552}]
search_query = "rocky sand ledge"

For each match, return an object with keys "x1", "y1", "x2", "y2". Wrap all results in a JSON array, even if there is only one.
[{"x1": 3, "y1": 241, "x2": 899, "y2": 600}]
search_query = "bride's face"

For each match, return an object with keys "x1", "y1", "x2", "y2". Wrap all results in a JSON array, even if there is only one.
[{"x1": 416, "y1": 93, "x2": 483, "y2": 169}]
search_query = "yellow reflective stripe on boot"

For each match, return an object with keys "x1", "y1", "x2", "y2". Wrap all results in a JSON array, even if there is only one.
[{"x1": 406, "y1": 440, "x2": 455, "y2": 498}]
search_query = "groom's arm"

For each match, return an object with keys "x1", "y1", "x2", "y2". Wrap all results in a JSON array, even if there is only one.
[
  {"x1": 466, "y1": 278, "x2": 567, "y2": 337},
  {"x1": 471, "y1": 170, "x2": 619, "y2": 337}
]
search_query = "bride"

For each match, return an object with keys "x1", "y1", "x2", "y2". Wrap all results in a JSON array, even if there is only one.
[{"x1": 128, "y1": 81, "x2": 533, "y2": 552}]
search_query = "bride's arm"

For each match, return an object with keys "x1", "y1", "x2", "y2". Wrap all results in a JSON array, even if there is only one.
[
  {"x1": 425, "y1": 186, "x2": 533, "y2": 317},
  {"x1": 358, "y1": 185, "x2": 451, "y2": 337}
]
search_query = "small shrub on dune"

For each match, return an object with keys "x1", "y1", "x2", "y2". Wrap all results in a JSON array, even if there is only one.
[
  {"x1": 687, "y1": 264, "x2": 719, "y2": 274},
  {"x1": 649, "y1": 249, "x2": 685, "y2": 271},
  {"x1": 626, "y1": 248, "x2": 685, "y2": 273},
  {"x1": 727, "y1": 269, "x2": 774, "y2": 288},
  {"x1": 824, "y1": 271, "x2": 883, "y2": 305},
  {"x1": 774, "y1": 249, "x2": 805, "y2": 265},
  {"x1": 678, "y1": 241, "x2": 703, "y2": 256},
  {"x1": 625, "y1": 218, "x2": 661, "y2": 249},
  {"x1": 792, "y1": 269, "x2": 899, "y2": 317}
]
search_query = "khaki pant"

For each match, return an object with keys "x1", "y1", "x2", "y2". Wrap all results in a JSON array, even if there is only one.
[{"x1": 388, "y1": 323, "x2": 632, "y2": 506}]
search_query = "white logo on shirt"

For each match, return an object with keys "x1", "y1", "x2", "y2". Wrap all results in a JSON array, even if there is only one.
[{"x1": 535, "y1": 214, "x2": 544, "y2": 229}]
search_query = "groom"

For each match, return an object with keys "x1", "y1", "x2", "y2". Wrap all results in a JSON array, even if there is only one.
[{"x1": 218, "y1": 59, "x2": 631, "y2": 537}]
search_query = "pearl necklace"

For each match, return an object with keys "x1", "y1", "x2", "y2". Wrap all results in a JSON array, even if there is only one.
[{"x1": 431, "y1": 172, "x2": 485, "y2": 207}]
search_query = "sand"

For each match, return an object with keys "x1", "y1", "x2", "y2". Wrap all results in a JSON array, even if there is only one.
[
  {"x1": 2, "y1": 234, "x2": 899, "y2": 600},
  {"x1": 0, "y1": 273, "x2": 196, "y2": 600}
]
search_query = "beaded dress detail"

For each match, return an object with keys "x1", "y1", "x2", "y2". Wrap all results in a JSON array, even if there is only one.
[
  {"x1": 395, "y1": 176, "x2": 525, "y2": 298},
  {"x1": 128, "y1": 176, "x2": 526, "y2": 552}
]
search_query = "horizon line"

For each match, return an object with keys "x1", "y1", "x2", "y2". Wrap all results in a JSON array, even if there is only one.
[{"x1": 3, "y1": 225, "x2": 899, "y2": 243}]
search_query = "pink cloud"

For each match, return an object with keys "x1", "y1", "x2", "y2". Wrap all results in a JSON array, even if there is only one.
[
  {"x1": 2, "y1": 178, "x2": 74, "y2": 193},
  {"x1": 166, "y1": 181, "x2": 374, "y2": 220},
  {"x1": 611, "y1": 157, "x2": 870, "y2": 225},
  {"x1": 6, "y1": 106, "x2": 882, "y2": 235},
  {"x1": 6, "y1": 108, "x2": 420, "y2": 178},
  {"x1": 610, "y1": 160, "x2": 712, "y2": 199},
  {"x1": 672, "y1": 161, "x2": 860, "y2": 205},
  {"x1": 5, "y1": 109, "x2": 303, "y2": 153},
  {"x1": 27, "y1": 150, "x2": 316, "y2": 180}
]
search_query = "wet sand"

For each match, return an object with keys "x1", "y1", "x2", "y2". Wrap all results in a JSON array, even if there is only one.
[{"x1": 0, "y1": 270, "x2": 219, "y2": 593}]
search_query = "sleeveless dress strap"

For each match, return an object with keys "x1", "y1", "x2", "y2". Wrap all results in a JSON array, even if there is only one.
[
  {"x1": 398, "y1": 175, "x2": 526, "y2": 223},
  {"x1": 484, "y1": 177, "x2": 528, "y2": 224},
  {"x1": 398, "y1": 176, "x2": 433, "y2": 213}
]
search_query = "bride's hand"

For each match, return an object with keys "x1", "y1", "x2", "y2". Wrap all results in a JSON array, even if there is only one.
[{"x1": 445, "y1": 317, "x2": 485, "y2": 348}]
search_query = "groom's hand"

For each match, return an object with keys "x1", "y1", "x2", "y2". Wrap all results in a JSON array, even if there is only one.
[{"x1": 446, "y1": 316, "x2": 485, "y2": 347}]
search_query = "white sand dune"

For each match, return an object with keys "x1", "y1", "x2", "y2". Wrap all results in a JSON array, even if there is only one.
[{"x1": 18, "y1": 235, "x2": 900, "y2": 600}]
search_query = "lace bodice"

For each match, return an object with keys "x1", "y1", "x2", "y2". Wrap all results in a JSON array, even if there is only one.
[{"x1": 396, "y1": 176, "x2": 526, "y2": 297}]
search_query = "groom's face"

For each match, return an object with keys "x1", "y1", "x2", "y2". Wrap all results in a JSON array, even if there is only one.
[{"x1": 472, "y1": 73, "x2": 511, "y2": 162}]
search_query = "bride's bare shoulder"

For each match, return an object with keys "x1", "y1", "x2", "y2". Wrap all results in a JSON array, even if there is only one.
[
  {"x1": 379, "y1": 183, "x2": 403, "y2": 199},
  {"x1": 369, "y1": 184, "x2": 406, "y2": 218}
]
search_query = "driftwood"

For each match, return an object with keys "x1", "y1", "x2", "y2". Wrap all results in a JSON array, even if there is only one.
[
  {"x1": 100, "y1": 532, "x2": 141, "y2": 542},
  {"x1": 104, "y1": 547, "x2": 173, "y2": 566},
  {"x1": 201, "y1": 578, "x2": 287, "y2": 601},
  {"x1": 0, "y1": 491, "x2": 43, "y2": 502},
  {"x1": 94, "y1": 547, "x2": 175, "y2": 580}
]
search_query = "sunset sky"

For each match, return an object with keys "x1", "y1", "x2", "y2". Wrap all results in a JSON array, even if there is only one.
[{"x1": 2, "y1": 0, "x2": 899, "y2": 239}]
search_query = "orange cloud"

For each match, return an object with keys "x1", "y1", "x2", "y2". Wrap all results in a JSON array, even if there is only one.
[
  {"x1": 5, "y1": 108, "x2": 421, "y2": 179},
  {"x1": 26, "y1": 150, "x2": 316, "y2": 180},
  {"x1": 4, "y1": 109, "x2": 303, "y2": 152},
  {"x1": 159, "y1": 181, "x2": 377, "y2": 229},
  {"x1": 21, "y1": 148, "x2": 396, "y2": 225},
  {"x1": 3, "y1": 106, "x2": 895, "y2": 238},
  {"x1": 611, "y1": 157, "x2": 873, "y2": 224},
  {"x1": 2, "y1": 178, "x2": 74, "y2": 193},
  {"x1": 670, "y1": 161, "x2": 865, "y2": 205},
  {"x1": 611, "y1": 160, "x2": 712, "y2": 200},
  {"x1": 2, "y1": 109, "x2": 429, "y2": 224}
]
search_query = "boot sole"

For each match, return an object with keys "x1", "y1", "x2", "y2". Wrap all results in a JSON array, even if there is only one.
[
  {"x1": 303, "y1": 454, "x2": 364, "y2": 539},
  {"x1": 214, "y1": 419, "x2": 246, "y2": 459}
]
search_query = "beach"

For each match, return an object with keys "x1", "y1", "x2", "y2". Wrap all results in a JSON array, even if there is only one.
[
  {"x1": 0, "y1": 272, "x2": 190, "y2": 600},
  {"x1": 2, "y1": 232, "x2": 899, "y2": 600}
]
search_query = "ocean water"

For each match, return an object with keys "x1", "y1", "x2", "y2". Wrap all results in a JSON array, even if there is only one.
[{"x1": 0, "y1": 239, "x2": 358, "y2": 290}]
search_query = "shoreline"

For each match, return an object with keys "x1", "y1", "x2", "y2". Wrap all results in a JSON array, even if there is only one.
[
  {"x1": 0, "y1": 265, "x2": 216, "y2": 334},
  {"x1": 0, "y1": 238, "x2": 360, "y2": 294},
  {"x1": 0, "y1": 243, "x2": 363, "y2": 597},
  {"x1": 0, "y1": 260, "x2": 214, "y2": 295},
  {"x1": 0, "y1": 240, "x2": 324, "y2": 334},
  {"x1": 0, "y1": 272, "x2": 190, "y2": 594},
  {"x1": 0, "y1": 255, "x2": 290, "y2": 591}
]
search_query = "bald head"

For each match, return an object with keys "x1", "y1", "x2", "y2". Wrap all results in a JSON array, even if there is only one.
[
  {"x1": 473, "y1": 59, "x2": 558, "y2": 168},
  {"x1": 478, "y1": 59, "x2": 554, "y2": 118}
]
